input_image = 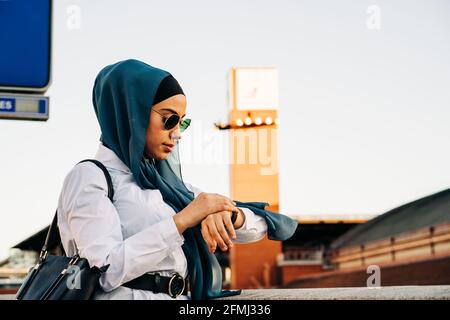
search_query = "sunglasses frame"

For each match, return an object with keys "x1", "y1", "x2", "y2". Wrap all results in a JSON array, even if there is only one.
[{"x1": 152, "y1": 109, "x2": 191, "y2": 132}]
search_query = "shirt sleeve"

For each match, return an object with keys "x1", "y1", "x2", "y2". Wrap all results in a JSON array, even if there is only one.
[
  {"x1": 183, "y1": 181, "x2": 268, "y2": 243},
  {"x1": 233, "y1": 207, "x2": 268, "y2": 243},
  {"x1": 59, "y1": 162, "x2": 184, "y2": 292}
]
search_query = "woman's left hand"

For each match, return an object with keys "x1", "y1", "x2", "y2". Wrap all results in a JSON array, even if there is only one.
[{"x1": 201, "y1": 210, "x2": 241, "y2": 253}]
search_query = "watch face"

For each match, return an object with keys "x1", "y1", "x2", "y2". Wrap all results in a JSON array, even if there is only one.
[{"x1": 169, "y1": 275, "x2": 185, "y2": 297}]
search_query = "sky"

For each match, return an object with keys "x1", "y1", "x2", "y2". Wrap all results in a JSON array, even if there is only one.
[{"x1": 1, "y1": 0, "x2": 450, "y2": 260}]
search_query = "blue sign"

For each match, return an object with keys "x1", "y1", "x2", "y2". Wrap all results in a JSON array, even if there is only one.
[
  {"x1": 0, "y1": 0, "x2": 52, "y2": 92},
  {"x1": 0, "y1": 97, "x2": 16, "y2": 113},
  {"x1": 0, "y1": 94, "x2": 49, "y2": 121}
]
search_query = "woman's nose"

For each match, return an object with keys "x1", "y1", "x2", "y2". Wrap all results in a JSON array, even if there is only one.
[{"x1": 170, "y1": 127, "x2": 182, "y2": 141}]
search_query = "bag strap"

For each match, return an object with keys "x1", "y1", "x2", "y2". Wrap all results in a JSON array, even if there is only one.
[
  {"x1": 40, "y1": 159, "x2": 114, "y2": 261},
  {"x1": 77, "y1": 159, "x2": 115, "y2": 201}
]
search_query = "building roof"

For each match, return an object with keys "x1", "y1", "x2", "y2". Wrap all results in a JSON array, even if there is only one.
[
  {"x1": 12, "y1": 224, "x2": 62, "y2": 253},
  {"x1": 330, "y1": 188, "x2": 450, "y2": 250}
]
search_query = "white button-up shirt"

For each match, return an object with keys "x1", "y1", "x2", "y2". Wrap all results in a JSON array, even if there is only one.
[{"x1": 56, "y1": 143, "x2": 268, "y2": 300}]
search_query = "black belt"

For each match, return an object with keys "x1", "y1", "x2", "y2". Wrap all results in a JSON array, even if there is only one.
[{"x1": 122, "y1": 273, "x2": 188, "y2": 298}]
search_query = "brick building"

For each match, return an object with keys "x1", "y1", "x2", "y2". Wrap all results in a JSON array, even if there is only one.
[{"x1": 285, "y1": 188, "x2": 450, "y2": 288}]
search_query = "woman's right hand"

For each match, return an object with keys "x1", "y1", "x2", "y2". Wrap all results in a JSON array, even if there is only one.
[{"x1": 173, "y1": 192, "x2": 238, "y2": 234}]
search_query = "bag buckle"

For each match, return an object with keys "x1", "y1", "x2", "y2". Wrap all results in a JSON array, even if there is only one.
[
  {"x1": 69, "y1": 255, "x2": 80, "y2": 266},
  {"x1": 39, "y1": 250, "x2": 48, "y2": 262}
]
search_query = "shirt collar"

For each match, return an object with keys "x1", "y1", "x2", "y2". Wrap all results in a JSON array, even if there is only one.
[{"x1": 95, "y1": 142, "x2": 131, "y2": 174}]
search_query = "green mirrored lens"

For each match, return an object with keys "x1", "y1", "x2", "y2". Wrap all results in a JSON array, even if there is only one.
[{"x1": 180, "y1": 118, "x2": 191, "y2": 132}]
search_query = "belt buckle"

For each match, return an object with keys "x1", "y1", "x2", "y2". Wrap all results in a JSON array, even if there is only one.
[{"x1": 168, "y1": 273, "x2": 185, "y2": 298}]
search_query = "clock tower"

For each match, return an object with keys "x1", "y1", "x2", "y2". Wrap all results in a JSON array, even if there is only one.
[{"x1": 217, "y1": 67, "x2": 283, "y2": 288}]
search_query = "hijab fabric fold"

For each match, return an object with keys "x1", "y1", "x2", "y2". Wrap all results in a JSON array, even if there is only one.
[{"x1": 92, "y1": 59, "x2": 298, "y2": 299}]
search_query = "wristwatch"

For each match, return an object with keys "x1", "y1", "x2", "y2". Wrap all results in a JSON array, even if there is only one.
[{"x1": 231, "y1": 210, "x2": 239, "y2": 224}]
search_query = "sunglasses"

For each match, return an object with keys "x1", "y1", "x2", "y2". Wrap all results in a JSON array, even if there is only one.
[{"x1": 152, "y1": 109, "x2": 191, "y2": 132}]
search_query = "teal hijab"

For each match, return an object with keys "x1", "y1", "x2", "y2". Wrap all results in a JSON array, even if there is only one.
[{"x1": 92, "y1": 59, "x2": 298, "y2": 299}]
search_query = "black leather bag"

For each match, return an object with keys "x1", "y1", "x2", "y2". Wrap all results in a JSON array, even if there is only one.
[{"x1": 15, "y1": 159, "x2": 113, "y2": 300}]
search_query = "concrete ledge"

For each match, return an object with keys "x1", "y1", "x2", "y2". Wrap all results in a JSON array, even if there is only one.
[
  {"x1": 217, "y1": 286, "x2": 450, "y2": 300},
  {"x1": 1, "y1": 286, "x2": 449, "y2": 300}
]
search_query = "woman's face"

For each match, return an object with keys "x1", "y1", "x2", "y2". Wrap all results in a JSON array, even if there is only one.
[{"x1": 144, "y1": 94, "x2": 187, "y2": 161}]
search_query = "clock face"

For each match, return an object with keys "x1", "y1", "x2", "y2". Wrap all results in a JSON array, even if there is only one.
[{"x1": 235, "y1": 68, "x2": 279, "y2": 110}]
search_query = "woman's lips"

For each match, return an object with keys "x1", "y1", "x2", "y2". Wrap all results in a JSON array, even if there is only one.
[{"x1": 163, "y1": 143, "x2": 174, "y2": 152}]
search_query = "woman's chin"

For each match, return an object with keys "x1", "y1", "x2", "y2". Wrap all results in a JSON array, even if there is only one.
[
  {"x1": 157, "y1": 152, "x2": 170, "y2": 161},
  {"x1": 144, "y1": 151, "x2": 168, "y2": 161}
]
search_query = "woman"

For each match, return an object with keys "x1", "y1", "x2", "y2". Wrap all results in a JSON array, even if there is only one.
[{"x1": 57, "y1": 59, "x2": 297, "y2": 300}]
